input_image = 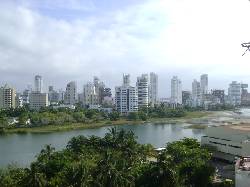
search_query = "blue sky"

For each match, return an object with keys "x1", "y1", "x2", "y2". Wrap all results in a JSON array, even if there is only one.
[{"x1": 1, "y1": 0, "x2": 250, "y2": 96}]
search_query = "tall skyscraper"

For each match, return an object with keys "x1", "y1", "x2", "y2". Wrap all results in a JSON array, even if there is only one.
[
  {"x1": 115, "y1": 75, "x2": 138, "y2": 115},
  {"x1": 192, "y1": 79, "x2": 201, "y2": 106},
  {"x1": 34, "y1": 75, "x2": 43, "y2": 93},
  {"x1": 137, "y1": 74, "x2": 149, "y2": 108},
  {"x1": 48, "y1": 86, "x2": 60, "y2": 104},
  {"x1": 200, "y1": 74, "x2": 208, "y2": 95},
  {"x1": 0, "y1": 84, "x2": 16, "y2": 109},
  {"x1": 228, "y1": 81, "x2": 241, "y2": 106},
  {"x1": 182, "y1": 91, "x2": 192, "y2": 106},
  {"x1": 149, "y1": 72, "x2": 158, "y2": 106},
  {"x1": 83, "y1": 82, "x2": 98, "y2": 106},
  {"x1": 64, "y1": 81, "x2": 77, "y2": 105},
  {"x1": 171, "y1": 76, "x2": 182, "y2": 104},
  {"x1": 123, "y1": 74, "x2": 130, "y2": 87}
]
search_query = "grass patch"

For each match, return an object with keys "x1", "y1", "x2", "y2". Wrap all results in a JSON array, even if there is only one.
[{"x1": 1, "y1": 111, "x2": 210, "y2": 134}]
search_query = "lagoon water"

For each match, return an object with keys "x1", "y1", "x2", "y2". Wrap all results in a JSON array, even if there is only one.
[{"x1": 0, "y1": 122, "x2": 204, "y2": 167}]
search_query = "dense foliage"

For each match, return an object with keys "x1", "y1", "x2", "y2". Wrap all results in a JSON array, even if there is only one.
[
  {"x1": 0, "y1": 105, "x2": 187, "y2": 130},
  {"x1": 0, "y1": 127, "x2": 231, "y2": 187}
]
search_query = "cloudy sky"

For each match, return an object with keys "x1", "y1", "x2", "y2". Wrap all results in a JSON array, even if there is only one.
[{"x1": 1, "y1": 0, "x2": 250, "y2": 97}]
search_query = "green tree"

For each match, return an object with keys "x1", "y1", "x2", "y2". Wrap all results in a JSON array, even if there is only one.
[
  {"x1": 138, "y1": 111, "x2": 148, "y2": 121},
  {"x1": 108, "y1": 111, "x2": 120, "y2": 121},
  {"x1": 127, "y1": 112, "x2": 139, "y2": 121}
]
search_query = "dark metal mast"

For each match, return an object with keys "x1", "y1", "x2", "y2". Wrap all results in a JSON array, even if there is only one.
[{"x1": 242, "y1": 42, "x2": 250, "y2": 56}]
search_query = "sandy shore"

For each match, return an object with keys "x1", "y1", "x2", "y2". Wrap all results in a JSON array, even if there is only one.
[{"x1": 184, "y1": 110, "x2": 250, "y2": 129}]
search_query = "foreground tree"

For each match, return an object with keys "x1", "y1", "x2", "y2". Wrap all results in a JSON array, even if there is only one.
[{"x1": 0, "y1": 128, "x2": 217, "y2": 187}]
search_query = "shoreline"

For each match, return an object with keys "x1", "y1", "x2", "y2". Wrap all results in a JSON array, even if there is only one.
[{"x1": 1, "y1": 111, "x2": 211, "y2": 134}]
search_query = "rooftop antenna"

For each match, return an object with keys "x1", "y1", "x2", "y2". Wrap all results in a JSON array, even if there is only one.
[{"x1": 242, "y1": 42, "x2": 250, "y2": 56}]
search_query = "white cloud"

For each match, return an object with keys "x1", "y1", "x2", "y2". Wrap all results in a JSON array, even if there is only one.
[{"x1": 0, "y1": 0, "x2": 250, "y2": 96}]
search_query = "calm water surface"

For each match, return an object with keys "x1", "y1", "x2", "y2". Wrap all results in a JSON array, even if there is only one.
[{"x1": 0, "y1": 122, "x2": 204, "y2": 167}]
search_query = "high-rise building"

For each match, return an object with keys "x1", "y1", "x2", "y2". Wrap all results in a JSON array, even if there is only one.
[
  {"x1": 228, "y1": 81, "x2": 241, "y2": 106},
  {"x1": 115, "y1": 74, "x2": 138, "y2": 115},
  {"x1": 34, "y1": 75, "x2": 43, "y2": 93},
  {"x1": 15, "y1": 93, "x2": 23, "y2": 108},
  {"x1": 149, "y1": 72, "x2": 158, "y2": 106},
  {"x1": 29, "y1": 92, "x2": 49, "y2": 110},
  {"x1": 123, "y1": 74, "x2": 130, "y2": 87},
  {"x1": 48, "y1": 86, "x2": 60, "y2": 104},
  {"x1": 171, "y1": 76, "x2": 182, "y2": 104},
  {"x1": 48, "y1": 86, "x2": 54, "y2": 92},
  {"x1": 64, "y1": 81, "x2": 77, "y2": 105},
  {"x1": 192, "y1": 79, "x2": 201, "y2": 107},
  {"x1": 58, "y1": 89, "x2": 65, "y2": 102},
  {"x1": 182, "y1": 91, "x2": 192, "y2": 106},
  {"x1": 137, "y1": 74, "x2": 149, "y2": 108},
  {"x1": 0, "y1": 84, "x2": 16, "y2": 109},
  {"x1": 83, "y1": 82, "x2": 99, "y2": 106},
  {"x1": 21, "y1": 89, "x2": 30, "y2": 104},
  {"x1": 200, "y1": 74, "x2": 208, "y2": 95},
  {"x1": 211, "y1": 89, "x2": 225, "y2": 104},
  {"x1": 115, "y1": 87, "x2": 138, "y2": 115}
]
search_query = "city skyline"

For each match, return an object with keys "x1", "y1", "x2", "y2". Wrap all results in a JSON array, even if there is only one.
[
  {"x1": 1, "y1": 0, "x2": 250, "y2": 96},
  {"x1": 1, "y1": 72, "x2": 250, "y2": 97}
]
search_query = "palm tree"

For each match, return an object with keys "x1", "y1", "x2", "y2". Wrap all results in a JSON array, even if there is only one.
[
  {"x1": 21, "y1": 168, "x2": 46, "y2": 187},
  {"x1": 38, "y1": 144, "x2": 55, "y2": 161},
  {"x1": 92, "y1": 150, "x2": 134, "y2": 187}
]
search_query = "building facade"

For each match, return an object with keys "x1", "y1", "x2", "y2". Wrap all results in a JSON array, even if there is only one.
[
  {"x1": 64, "y1": 81, "x2": 77, "y2": 105},
  {"x1": 34, "y1": 75, "x2": 43, "y2": 93},
  {"x1": 115, "y1": 86, "x2": 138, "y2": 115},
  {"x1": 200, "y1": 74, "x2": 208, "y2": 95},
  {"x1": 182, "y1": 91, "x2": 192, "y2": 106},
  {"x1": 211, "y1": 89, "x2": 225, "y2": 104},
  {"x1": 192, "y1": 79, "x2": 201, "y2": 107},
  {"x1": 48, "y1": 86, "x2": 60, "y2": 104},
  {"x1": 0, "y1": 84, "x2": 16, "y2": 109},
  {"x1": 123, "y1": 74, "x2": 130, "y2": 87},
  {"x1": 115, "y1": 74, "x2": 138, "y2": 115},
  {"x1": 228, "y1": 81, "x2": 241, "y2": 106},
  {"x1": 149, "y1": 72, "x2": 158, "y2": 106},
  {"x1": 201, "y1": 125, "x2": 250, "y2": 162},
  {"x1": 171, "y1": 76, "x2": 182, "y2": 105},
  {"x1": 83, "y1": 82, "x2": 99, "y2": 107},
  {"x1": 29, "y1": 92, "x2": 49, "y2": 110},
  {"x1": 137, "y1": 74, "x2": 149, "y2": 108}
]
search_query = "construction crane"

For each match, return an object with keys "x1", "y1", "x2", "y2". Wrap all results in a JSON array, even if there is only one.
[{"x1": 242, "y1": 42, "x2": 250, "y2": 56}]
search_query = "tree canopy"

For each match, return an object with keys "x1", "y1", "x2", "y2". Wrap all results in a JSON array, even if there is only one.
[{"x1": 0, "y1": 127, "x2": 233, "y2": 187}]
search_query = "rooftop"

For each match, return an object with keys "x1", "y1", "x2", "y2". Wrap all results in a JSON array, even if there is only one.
[{"x1": 236, "y1": 157, "x2": 250, "y2": 171}]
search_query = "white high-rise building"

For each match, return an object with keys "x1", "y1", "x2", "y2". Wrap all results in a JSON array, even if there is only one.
[
  {"x1": 171, "y1": 76, "x2": 182, "y2": 104},
  {"x1": 200, "y1": 74, "x2": 208, "y2": 95},
  {"x1": 0, "y1": 84, "x2": 16, "y2": 109},
  {"x1": 115, "y1": 74, "x2": 138, "y2": 115},
  {"x1": 83, "y1": 82, "x2": 98, "y2": 106},
  {"x1": 137, "y1": 74, "x2": 149, "y2": 108},
  {"x1": 149, "y1": 72, "x2": 158, "y2": 106},
  {"x1": 64, "y1": 81, "x2": 77, "y2": 105},
  {"x1": 228, "y1": 81, "x2": 241, "y2": 106},
  {"x1": 34, "y1": 75, "x2": 43, "y2": 93},
  {"x1": 192, "y1": 79, "x2": 201, "y2": 107}
]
